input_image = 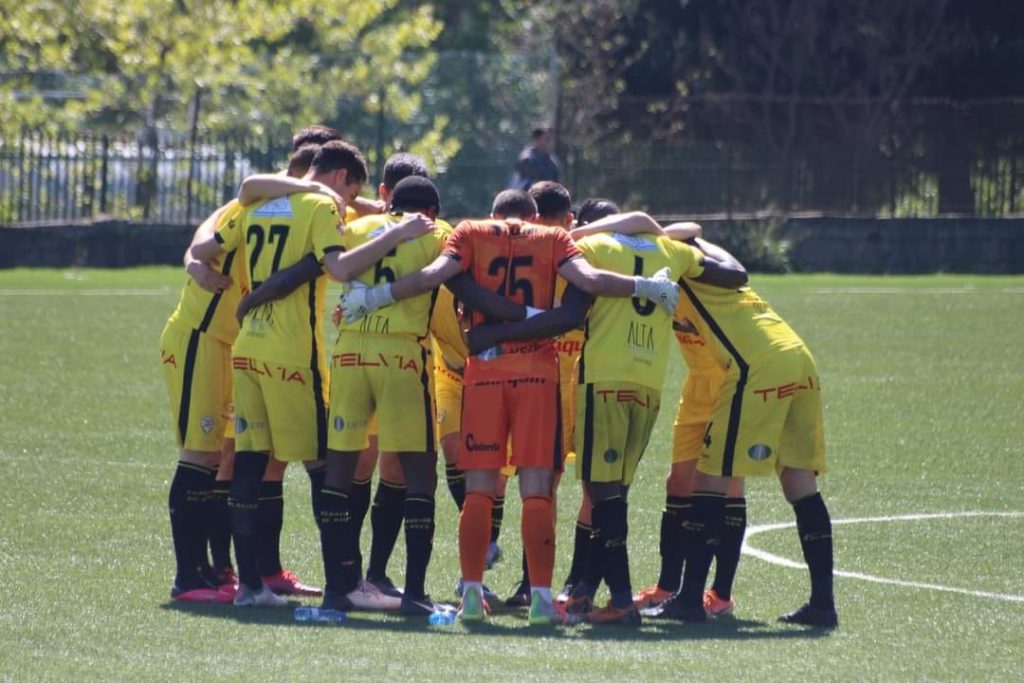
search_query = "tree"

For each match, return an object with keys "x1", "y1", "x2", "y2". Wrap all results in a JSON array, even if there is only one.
[{"x1": 0, "y1": 1, "x2": 453, "y2": 196}]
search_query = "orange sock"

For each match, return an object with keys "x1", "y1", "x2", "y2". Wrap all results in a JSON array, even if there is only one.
[
  {"x1": 459, "y1": 492, "x2": 494, "y2": 583},
  {"x1": 522, "y1": 496, "x2": 555, "y2": 589}
]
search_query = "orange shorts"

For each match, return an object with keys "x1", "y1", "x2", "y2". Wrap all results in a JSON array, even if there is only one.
[{"x1": 458, "y1": 376, "x2": 562, "y2": 472}]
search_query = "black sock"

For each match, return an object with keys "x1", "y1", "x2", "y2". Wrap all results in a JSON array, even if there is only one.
[
  {"x1": 318, "y1": 486, "x2": 361, "y2": 595},
  {"x1": 593, "y1": 497, "x2": 631, "y2": 607},
  {"x1": 793, "y1": 492, "x2": 835, "y2": 610},
  {"x1": 169, "y1": 462, "x2": 214, "y2": 588},
  {"x1": 366, "y1": 480, "x2": 406, "y2": 581},
  {"x1": 349, "y1": 477, "x2": 372, "y2": 534},
  {"x1": 656, "y1": 495, "x2": 691, "y2": 592},
  {"x1": 207, "y1": 478, "x2": 233, "y2": 572},
  {"x1": 445, "y1": 464, "x2": 466, "y2": 511},
  {"x1": 256, "y1": 481, "x2": 284, "y2": 577},
  {"x1": 581, "y1": 507, "x2": 605, "y2": 594},
  {"x1": 520, "y1": 549, "x2": 530, "y2": 587},
  {"x1": 564, "y1": 521, "x2": 592, "y2": 586},
  {"x1": 490, "y1": 495, "x2": 505, "y2": 544},
  {"x1": 307, "y1": 466, "x2": 325, "y2": 529},
  {"x1": 678, "y1": 492, "x2": 725, "y2": 610},
  {"x1": 712, "y1": 497, "x2": 746, "y2": 600},
  {"x1": 403, "y1": 495, "x2": 435, "y2": 599},
  {"x1": 228, "y1": 452, "x2": 268, "y2": 591}
]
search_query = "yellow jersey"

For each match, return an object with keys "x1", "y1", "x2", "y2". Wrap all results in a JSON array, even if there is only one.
[
  {"x1": 553, "y1": 276, "x2": 585, "y2": 382},
  {"x1": 166, "y1": 201, "x2": 249, "y2": 344},
  {"x1": 575, "y1": 232, "x2": 704, "y2": 391},
  {"x1": 427, "y1": 220, "x2": 469, "y2": 372},
  {"x1": 344, "y1": 206, "x2": 358, "y2": 225},
  {"x1": 672, "y1": 296, "x2": 722, "y2": 377},
  {"x1": 336, "y1": 213, "x2": 448, "y2": 340},
  {"x1": 677, "y1": 280, "x2": 805, "y2": 367},
  {"x1": 216, "y1": 193, "x2": 342, "y2": 366}
]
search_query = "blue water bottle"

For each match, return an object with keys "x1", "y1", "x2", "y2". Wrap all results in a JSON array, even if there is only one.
[
  {"x1": 294, "y1": 607, "x2": 347, "y2": 624},
  {"x1": 428, "y1": 609, "x2": 457, "y2": 626}
]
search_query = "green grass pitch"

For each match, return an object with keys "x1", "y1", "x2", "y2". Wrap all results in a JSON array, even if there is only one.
[{"x1": 0, "y1": 268, "x2": 1022, "y2": 681}]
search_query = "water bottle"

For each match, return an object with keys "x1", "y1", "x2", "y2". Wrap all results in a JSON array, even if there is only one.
[
  {"x1": 477, "y1": 346, "x2": 501, "y2": 361},
  {"x1": 428, "y1": 609, "x2": 457, "y2": 626},
  {"x1": 294, "y1": 606, "x2": 347, "y2": 624}
]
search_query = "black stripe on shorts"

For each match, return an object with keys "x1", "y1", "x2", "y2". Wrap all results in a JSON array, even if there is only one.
[
  {"x1": 177, "y1": 329, "x2": 202, "y2": 445},
  {"x1": 551, "y1": 378, "x2": 564, "y2": 471},
  {"x1": 679, "y1": 281, "x2": 749, "y2": 476},
  {"x1": 581, "y1": 383, "x2": 595, "y2": 481},
  {"x1": 419, "y1": 345, "x2": 435, "y2": 453},
  {"x1": 307, "y1": 281, "x2": 327, "y2": 459}
]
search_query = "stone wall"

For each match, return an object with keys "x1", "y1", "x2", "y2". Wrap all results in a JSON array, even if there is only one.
[
  {"x1": 1, "y1": 216, "x2": 1022, "y2": 273},
  {"x1": 0, "y1": 220, "x2": 194, "y2": 268}
]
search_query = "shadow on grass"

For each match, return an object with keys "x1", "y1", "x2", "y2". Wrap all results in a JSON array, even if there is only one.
[{"x1": 160, "y1": 602, "x2": 832, "y2": 642}]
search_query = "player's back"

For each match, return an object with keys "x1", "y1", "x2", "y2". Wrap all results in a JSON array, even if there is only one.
[
  {"x1": 446, "y1": 218, "x2": 579, "y2": 380},
  {"x1": 167, "y1": 200, "x2": 250, "y2": 344},
  {"x1": 575, "y1": 232, "x2": 702, "y2": 391},
  {"x1": 228, "y1": 193, "x2": 342, "y2": 367},
  {"x1": 678, "y1": 279, "x2": 805, "y2": 367},
  {"x1": 338, "y1": 213, "x2": 448, "y2": 339}
]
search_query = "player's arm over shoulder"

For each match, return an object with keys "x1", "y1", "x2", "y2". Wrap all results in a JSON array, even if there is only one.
[
  {"x1": 569, "y1": 211, "x2": 665, "y2": 240},
  {"x1": 322, "y1": 211, "x2": 435, "y2": 283},
  {"x1": 465, "y1": 284, "x2": 592, "y2": 355},
  {"x1": 668, "y1": 239, "x2": 748, "y2": 289},
  {"x1": 186, "y1": 201, "x2": 240, "y2": 265}
]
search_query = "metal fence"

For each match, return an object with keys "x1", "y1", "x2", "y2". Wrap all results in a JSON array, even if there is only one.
[
  {"x1": 0, "y1": 132, "x2": 284, "y2": 225},
  {"x1": 1, "y1": 128, "x2": 1022, "y2": 225}
]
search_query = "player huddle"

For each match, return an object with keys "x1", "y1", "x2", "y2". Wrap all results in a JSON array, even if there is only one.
[{"x1": 159, "y1": 125, "x2": 838, "y2": 628}]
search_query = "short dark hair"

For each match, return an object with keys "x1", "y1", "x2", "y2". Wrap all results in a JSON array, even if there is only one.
[
  {"x1": 292, "y1": 125, "x2": 342, "y2": 150},
  {"x1": 383, "y1": 153, "x2": 429, "y2": 191},
  {"x1": 576, "y1": 197, "x2": 621, "y2": 226},
  {"x1": 491, "y1": 189, "x2": 538, "y2": 219},
  {"x1": 312, "y1": 140, "x2": 368, "y2": 184},
  {"x1": 390, "y1": 176, "x2": 440, "y2": 213},
  {"x1": 532, "y1": 126, "x2": 552, "y2": 139},
  {"x1": 287, "y1": 144, "x2": 320, "y2": 177},
  {"x1": 529, "y1": 181, "x2": 572, "y2": 220}
]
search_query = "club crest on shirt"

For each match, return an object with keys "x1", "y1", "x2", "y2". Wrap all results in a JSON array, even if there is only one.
[{"x1": 200, "y1": 416, "x2": 215, "y2": 434}]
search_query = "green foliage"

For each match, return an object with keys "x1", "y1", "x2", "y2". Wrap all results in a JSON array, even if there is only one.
[
  {"x1": 709, "y1": 219, "x2": 793, "y2": 273},
  {"x1": 0, "y1": 1, "x2": 451, "y2": 153}
]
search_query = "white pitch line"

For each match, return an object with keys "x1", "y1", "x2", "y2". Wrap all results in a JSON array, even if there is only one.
[{"x1": 742, "y1": 511, "x2": 1024, "y2": 604}]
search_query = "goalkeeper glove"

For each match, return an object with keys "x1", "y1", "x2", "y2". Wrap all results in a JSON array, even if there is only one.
[
  {"x1": 340, "y1": 281, "x2": 395, "y2": 324},
  {"x1": 633, "y1": 267, "x2": 680, "y2": 314}
]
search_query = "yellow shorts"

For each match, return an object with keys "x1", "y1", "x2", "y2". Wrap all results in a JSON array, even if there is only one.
[
  {"x1": 434, "y1": 362, "x2": 463, "y2": 442},
  {"x1": 557, "y1": 354, "x2": 578, "y2": 464},
  {"x1": 575, "y1": 381, "x2": 661, "y2": 485},
  {"x1": 159, "y1": 321, "x2": 232, "y2": 452},
  {"x1": 671, "y1": 370, "x2": 725, "y2": 464},
  {"x1": 698, "y1": 344, "x2": 826, "y2": 478},
  {"x1": 328, "y1": 334, "x2": 433, "y2": 453},
  {"x1": 231, "y1": 356, "x2": 328, "y2": 462}
]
